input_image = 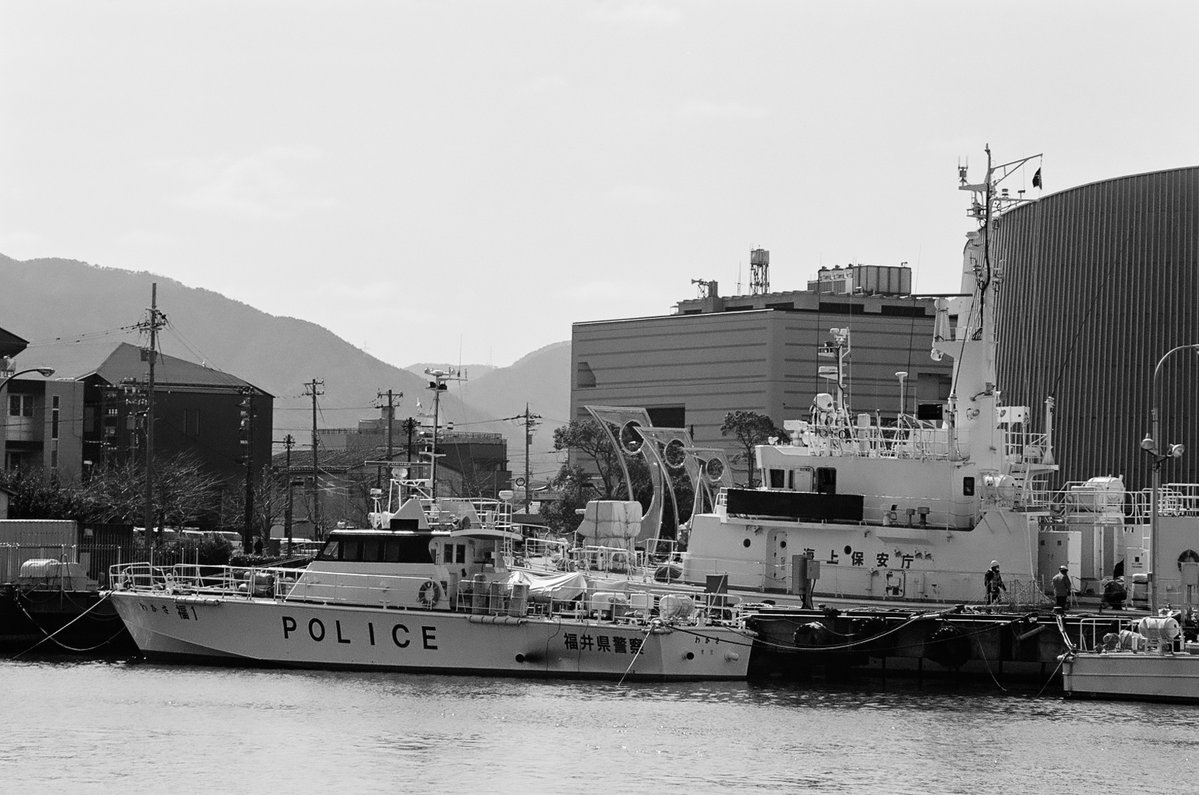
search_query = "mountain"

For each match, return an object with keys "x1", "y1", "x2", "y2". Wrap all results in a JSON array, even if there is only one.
[
  {"x1": 466, "y1": 342, "x2": 572, "y2": 484},
  {"x1": 0, "y1": 255, "x2": 569, "y2": 476}
]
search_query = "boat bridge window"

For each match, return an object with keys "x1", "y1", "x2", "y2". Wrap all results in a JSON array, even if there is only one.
[
  {"x1": 317, "y1": 535, "x2": 434, "y2": 564},
  {"x1": 444, "y1": 543, "x2": 468, "y2": 564},
  {"x1": 768, "y1": 468, "x2": 818, "y2": 490}
]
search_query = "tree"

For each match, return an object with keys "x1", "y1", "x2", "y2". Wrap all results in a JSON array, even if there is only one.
[
  {"x1": 550, "y1": 418, "x2": 628, "y2": 500},
  {"x1": 720, "y1": 410, "x2": 784, "y2": 487},
  {"x1": 539, "y1": 464, "x2": 595, "y2": 534},
  {"x1": 0, "y1": 467, "x2": 87, "y2": 519},
  {"x1": 540, "y1": 418, "x2": 653, "y2": 534},
  {"x1": 0, "y1": 452, "x2": 224, "y2": 529},
  {"x1": 82, "y1": 452, "x2": 223, "y2": 528},
  {"x1": 221, "y1": 464, "x2": 290, "y2": 552}
]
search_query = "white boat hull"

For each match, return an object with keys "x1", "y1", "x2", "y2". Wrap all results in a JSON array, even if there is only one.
[
  {"x1": 109, "y1": 591, "x2": 752, "y2": 681},
  {"x1": 1061, "y1": 651, "x2": 1199, "y2": 701}
]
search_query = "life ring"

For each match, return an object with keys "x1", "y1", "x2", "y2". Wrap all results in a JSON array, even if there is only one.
[{"x1": 418, "y1": 580, "x2": 442, "y2": 609}]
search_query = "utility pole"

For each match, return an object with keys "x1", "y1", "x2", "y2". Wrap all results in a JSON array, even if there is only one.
[
  {"x1": 375, "y1": 389, "x2": 403, "y2": 485},
  {"x1": 138, "y1": 283, "x2": 166, "y2": 542},
  {"x1": 403, "y1": 417, "x2": 418, "y2": 462},
  {"x1": 282, "y1": 434, "x2": 295, "y2": 553},
  {"x1": 375, "y1": 389, "x2": 402, "y2": 460},
  {"x1": 304, "y1": 378, "x2": 324, "y2": 539},
  {"x1": 238, "y1": 387, "x2": 255, "y2": 554},
  {"x1": 520, "y1": 404, "x2": 541, "y2": 511}
]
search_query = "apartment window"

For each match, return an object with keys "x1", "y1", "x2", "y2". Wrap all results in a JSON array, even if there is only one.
[
  {"x1": 50, "y1": 440, "x2": 59, "y2": 470},
  {"x1": 8, "y1": 394, "x2": 33, "y2": 417},
  {"x1": 577, "y1": 361, "x2": 596, "y2": 389},
  {"x1": 51, "y1": 395, "x2": 60, "y2": 439},
  {"x1": 182, "y1": 408, "x2": 201, "y2": 438}
]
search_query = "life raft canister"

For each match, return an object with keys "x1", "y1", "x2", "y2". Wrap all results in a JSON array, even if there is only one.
[{"x1": 418, "y1": 580, "x2": 442, "y2": 608}]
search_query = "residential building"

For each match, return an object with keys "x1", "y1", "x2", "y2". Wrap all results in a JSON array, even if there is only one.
[{"x1": 3, "y1": 333, "x2": 272, "y2": 506}]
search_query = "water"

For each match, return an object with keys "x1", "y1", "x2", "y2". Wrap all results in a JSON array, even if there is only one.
[{"x1": 2, "y1": 658, "x2": 1197, "y2": 794}]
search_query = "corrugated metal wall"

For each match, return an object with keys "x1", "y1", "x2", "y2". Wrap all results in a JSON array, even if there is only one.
[{"x1": 991, "y1": 167, "x2": 1199, "y2": 491}]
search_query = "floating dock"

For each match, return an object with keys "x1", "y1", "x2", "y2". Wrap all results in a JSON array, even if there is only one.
[{"x1": 744, "y1": 603, "x2": 1135, "y2": 683}]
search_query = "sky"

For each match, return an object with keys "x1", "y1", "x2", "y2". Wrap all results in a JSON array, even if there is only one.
[{"x1": 3, "y1": 1, "x2": 1197, "y2": 369}]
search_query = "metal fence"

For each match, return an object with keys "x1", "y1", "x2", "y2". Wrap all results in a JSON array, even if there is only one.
[{"x1": 1, "y1": 541, "x2": 213, "y2": 588}]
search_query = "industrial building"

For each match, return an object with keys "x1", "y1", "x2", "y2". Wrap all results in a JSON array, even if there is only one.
[
  {"x1": 571, "y1": 254, "x2": 954, "y2": 478},
  {"x1": 989, "y1": 166, "x2": 1199, "y2": 491}
]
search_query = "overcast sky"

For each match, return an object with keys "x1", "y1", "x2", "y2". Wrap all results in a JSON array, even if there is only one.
[{"x1": 3, "y1": 1, "x2": 1195, "y2": 368}]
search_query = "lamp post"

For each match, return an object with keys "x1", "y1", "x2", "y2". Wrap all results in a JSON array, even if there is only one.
[
  {"x1": 1141, "y1": 343, "x2": 1199, "y2": 615},
  {"x1": 895, "y1": 371, "x2": 908, "y2": 419},
  {"x1": 0, "y1": 366, "x2": 56, "y2": 393}
]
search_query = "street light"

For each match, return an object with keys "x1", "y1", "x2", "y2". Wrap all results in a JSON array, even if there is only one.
[
  {"x1": 1142, "y1": 343, "x2": 1199, "y2": 615},
  {"x1": 0, "y1": 366, "x2": 56, "y2": 392}
]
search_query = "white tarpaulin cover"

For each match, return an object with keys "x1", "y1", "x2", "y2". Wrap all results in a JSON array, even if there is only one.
[
  {"x1": 506, "y1": 570, "x2": 595, "y2": 602},
  {"x1": 575, "y1": 500, "x2": 641, "y2": 546}
]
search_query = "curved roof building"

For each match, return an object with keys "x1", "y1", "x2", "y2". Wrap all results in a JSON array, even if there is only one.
[{"x1": 990, "y1": 167, "x2": 1199, "y2": 491}]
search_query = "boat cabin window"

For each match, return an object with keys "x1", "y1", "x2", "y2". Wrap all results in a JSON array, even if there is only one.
[
  {"x1": 317, "y1": 534, "x2": 434, "y2": 564},
  {"x1": 768, "y1": 467, "x2": 816, "y2": 490},
  {"x1": 816, "y1": 467, "x2": 836, "y2": 495},
  {"x1": 963, "y1": 476, "x2": 975, "y2": 496},
  {"x1": 441, "y1": 543, "x2": 468, "y2": 564}
]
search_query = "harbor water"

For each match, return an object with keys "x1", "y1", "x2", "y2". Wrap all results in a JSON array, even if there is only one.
[{"x1": 2, "y1": 658, "x2": 1196, "y2": 793}]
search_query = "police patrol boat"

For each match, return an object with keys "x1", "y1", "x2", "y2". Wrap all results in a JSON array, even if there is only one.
[{"x1": 105, "y1": 475, "x2": 753, "y2": 680}]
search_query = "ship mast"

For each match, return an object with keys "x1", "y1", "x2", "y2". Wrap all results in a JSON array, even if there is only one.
[
  {"x1": 422, "y1": 368, "x2": 462, "y2": 500},
  {"x1": 940, "y1": 146, "x2": 1044, "y2": 469}
]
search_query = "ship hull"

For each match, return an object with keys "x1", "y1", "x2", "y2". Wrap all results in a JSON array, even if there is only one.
[
  {"x1": 682, "y1": 506, "x2": 1040, "y2": 605},
  {"x1": 1062, "y1": 651, "x2": 1199, "y2": 702},
  {"x1": 109, "y1": 591, "x2": 751, "y2": 680}
]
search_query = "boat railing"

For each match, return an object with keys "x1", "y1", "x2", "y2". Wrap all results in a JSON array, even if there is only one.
[
  {"x1": 1046, "y1": 480, "x2": 1129, "y2": 523},
  {"x1": 1002, "y1": 429, "x2": 1053, "y2": 467},
  {"x1": 783, "y1": 418, "x2": 953, "y2": 461},
  {"x1": 109, "y1": 562, "x2": 308, "y2": 599},
  {"x1": 531, "y1": 586, "x2": 742, "y2": 627},
  {"x1": 514, "y1": 536, "x2": 570, "y2": 570},
  {"x1": 1073, "y1": 614, "x2": 1187, "y2": 654},
  {"x1": 567, "y1": 545, "x2": 646, "y2": 575},
  {"x1": 106, "y1": 562, "x2": 743, "y2": 626},
  {"x1": 1129, "y1": 483, "x2": 1199, "y2": 520}
]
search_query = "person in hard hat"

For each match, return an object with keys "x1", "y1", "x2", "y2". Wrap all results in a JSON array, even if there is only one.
[
  {"x1": 1052, "y1": 565, "x2": 1072, "y2": 610},
  {"x1": 984, "y1": 561, "x2": 1006, "y2": 605}
]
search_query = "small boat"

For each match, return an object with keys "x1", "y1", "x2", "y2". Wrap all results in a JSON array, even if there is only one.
[
  {"x1": 106, "y1": 513, "x2": 753, "y2": 681},
  {"x1": 1060, "y1": 614, "x2": 1199, "y2": 701},
  {"x1": 1058, "y1": 340, "x2": 1199, "y2": 701}
]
